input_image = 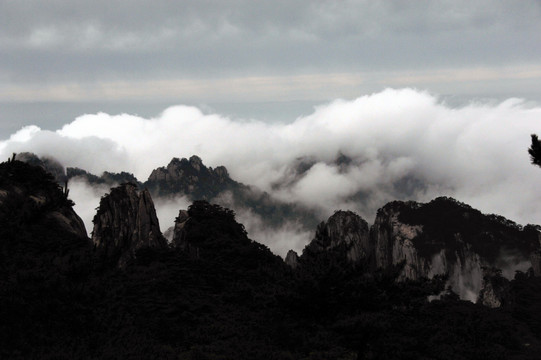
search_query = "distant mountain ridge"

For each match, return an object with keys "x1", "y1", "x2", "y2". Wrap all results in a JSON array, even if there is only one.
[
  {"x1": 20, "y1": 151, "x2": 321, "y2": 232},
  {"x1": 13, "y1": 151, "x2": 541, "y2": 303}
]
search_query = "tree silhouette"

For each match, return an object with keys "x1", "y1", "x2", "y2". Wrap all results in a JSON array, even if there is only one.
[{"x1": 529, "y1": 134, "x2": 541, "y2": 168}]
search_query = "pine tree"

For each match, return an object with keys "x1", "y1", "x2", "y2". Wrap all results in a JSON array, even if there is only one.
[{"x1": 528, "y1": 134, "x2": 541, "y2": 168}]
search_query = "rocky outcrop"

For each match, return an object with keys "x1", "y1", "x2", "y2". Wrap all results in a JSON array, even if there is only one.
[
  {"x1": 372, "y1": 201, "x2": 426, "y2": 280},
  {"x1": 145, "y1": 155, "x2": 237, "y2": 199},
  {"x1": 478, "y1": 268, "x2": 511, "y2": 308},
  {"x1": 290, "y1": 197, "x2": 541, "y2": 303},
  {"x1": 285, "y1": 250, "x2": 299, "y2": 269},
  {"x1": 171, "y1": 201, "x2": 286, "y2": 273},
  {"x1": 0, "y1": 159, "x2": 88, "y2": 241},
  {"x1": 371, "y1": 197, "x2": 540, "y2": 301},
  {"x1": 17, "y1": 152, "x2": 66, "y2": 183},
  {"x1": 67, "y1": 167, "x2": 140, "y2": 187},
  {"x1": 92, "y1": 183, "x2": 167, "y2": 267},
  {"x1": 301, "y1": 210, "x2": 370, "y2": 264},
  {"x1": 172, "y1": 209, "x2": 190, "y2": 250}
]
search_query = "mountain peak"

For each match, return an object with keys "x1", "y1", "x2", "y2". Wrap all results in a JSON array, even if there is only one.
[
  {"x1": 189, "y1": 155, "x2": 203, "y2": 170},
  {"x1": 0, "y1": 158, "x2": 88, "y2": 241},
  {"x1": 92, "y1": 183, "x2": 167, "y2": 267},
  {"x1": 145, "y1": 155, "x2": 237, "y2": 199},
  {"x1": 302, "y1": 209, "x2": 370, "y2": 263}
]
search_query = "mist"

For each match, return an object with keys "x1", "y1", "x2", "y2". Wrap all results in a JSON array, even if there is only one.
[{"x1": 2, "y1": 88, "x2": 541, "y2": 256}]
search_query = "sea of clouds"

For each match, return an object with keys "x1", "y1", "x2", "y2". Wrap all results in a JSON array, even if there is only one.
[{"x1": 2, "y1": 88, "x2": 541, "y2": 256}]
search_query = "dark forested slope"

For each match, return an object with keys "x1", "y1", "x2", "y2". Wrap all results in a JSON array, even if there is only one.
[{"x1": 2, "y1": 159, "x2": 541, "y2": 359}]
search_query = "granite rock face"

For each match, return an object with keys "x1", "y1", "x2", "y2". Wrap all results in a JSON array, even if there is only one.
[
  {"x1": 302, "y1": 210, "x2": 371, "y2": 264},
  {"x1": 370, "y1": 197, "x2": 539, "y2": 301},
  {"x1": 292, "y1": 197, "x2": 541, "y2": 303},
  {"x1": 371, "y1": 202, "x2": 426, "y2": 281},
  {"x1": 92, "y1": 183, "x2": 167, "y2": 267},
  {"x1": 285, "y1": 250, "x2": 299, "y2": 269}
]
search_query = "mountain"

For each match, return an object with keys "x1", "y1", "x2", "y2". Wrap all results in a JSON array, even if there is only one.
[
  {"x1": 145, "y1": 155, "x2": 237, "y2": 199},
  {"x1": 143, "y1": 155, "x2": 320, "y2": 230},
  {"x1": 4, "y1": 158, "x2": 541, "y2": 358},
  {"x1": 292, "y1": 197, "x2": 541, "y2": 303},
  {"x1": 92, "y1": 183, "x2": 167, "y2": 267},
  {"x1": 0, "y1": 157, "x2": 88, "y2": 243},
  {"x1": 300, "y1": 210, "x2": 371, "y2": 264},
  {"x1": 67, "y1": 167, "x2": 141, "y2": 187},
  {"x1": 373, "y1": 197, "x2": 539, "y2": 300},
  {"x1": 21, "y1": 151, "x2": 321, "y2": 233},
  {"x1": 15, "y1": 151, "x2": 67, "y2": 183}
]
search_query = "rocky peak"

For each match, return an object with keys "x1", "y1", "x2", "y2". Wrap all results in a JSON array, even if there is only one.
[
  {"x1": 302, "y1": 210, "x2": 370, "y2": 263},
  {"x1": 371, "y1": 197, "x2": 541, "y2": 301},
  {"x1": 67, "y1": 167, "x2": 141, "y2": 187},
  {"x1": 171, "y1": 200, "x2": 286, "y2": 272},
  {"x1": 285, "y1": 250, "x2": 299, "y2": 269},
  {"x1": 145, "y1": 155, "x2": 237, "y2": 199},
  {"x1": 214, "y1": 166, "x2": 229, "y2": 181},
  {"x1": 17, "y1": 152, "x2": 66, "y2": 183},
  {"x1": 92, "y1": 183, "x2": 167, "y2": 267},
  {"x1": 0, "y1": 159, "x2": 88, "y2": 241},
  {"x1": 189, "y1": 155, "x2": 203, "y2": 171}
]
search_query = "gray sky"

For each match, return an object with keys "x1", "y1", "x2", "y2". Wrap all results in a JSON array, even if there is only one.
[{"x1": 1, "y1": 0, "x2": 540, "y2": 108}]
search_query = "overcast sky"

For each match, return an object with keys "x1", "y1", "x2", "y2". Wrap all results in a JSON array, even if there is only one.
[{"x1": 1, "y1": 1, "x2": 541, "y2": 109}]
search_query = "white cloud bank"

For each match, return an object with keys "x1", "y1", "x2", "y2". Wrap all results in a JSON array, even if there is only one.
[{"x1": 2, "y1": 88, "x2": 541, "y2": 254}]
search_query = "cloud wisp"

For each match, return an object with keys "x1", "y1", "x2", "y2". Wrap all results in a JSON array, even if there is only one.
[{"x1": 2, "y1": 88, "x2": 541, "y2": 255}]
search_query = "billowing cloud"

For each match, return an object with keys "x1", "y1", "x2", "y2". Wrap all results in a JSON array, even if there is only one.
[{"x1": 2, "y1": 88, "x2": 541, "y2": 255}]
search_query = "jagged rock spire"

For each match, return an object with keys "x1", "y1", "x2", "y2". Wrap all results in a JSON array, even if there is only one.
[
  {"x1": 92, "y1": 183, "x2": 167, "y2": 267},
  {"x1": 145, "y1": 155, "x2": 237, "y2": 199},
  {"x1": 301, "y1": 210, "x2": 371, "y2": 263},
  {"x1": 285, "y1": 250, "x2": 299, "y2": 269}
]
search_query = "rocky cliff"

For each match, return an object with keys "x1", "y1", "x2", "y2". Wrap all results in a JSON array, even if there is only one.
[
  {"x1": 371, "y1": 201, "x2": 426, "y2": 280},
  {"x1": 0, "y1": 158, "x2": 88, "y2": 241},
  {"x1": 301, "y1": 210, "x2": 370, "y2": 264},
  {"x1": 293, "y1": 197, "x2": 541, "y2": 303},
  {"x1": 477, "y1": 268, "x2": 511, "y2": 308},
  {"x1": 92, "y1": 183, "x2": 167, "y2": 267},
  {"x1": 373, "y1": 197, "x2": 539, "y2": 300},
  {"x1": 285, "y1": 250, "x2": 299, "y2": 268},
  {"x1": 145, "y1": 155, "x2": 237, "y2": 199}
]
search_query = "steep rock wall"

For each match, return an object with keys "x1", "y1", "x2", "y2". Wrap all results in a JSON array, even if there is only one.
[
  {"x1": 301, "y1": 210, "x2": 370, "y2": 264},
  {"x1": 92, "y1": 183, "x2": 167, "y2": 267}
]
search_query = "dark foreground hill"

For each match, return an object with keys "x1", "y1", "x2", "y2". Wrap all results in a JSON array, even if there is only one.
[{"x1": 2, "y1": 159, "x2": 541, "y2": 359}]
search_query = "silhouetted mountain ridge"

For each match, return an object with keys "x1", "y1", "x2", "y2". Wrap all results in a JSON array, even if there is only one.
[{"x1": 5, "y1": 154, "x2": 541, "y2": 359}]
